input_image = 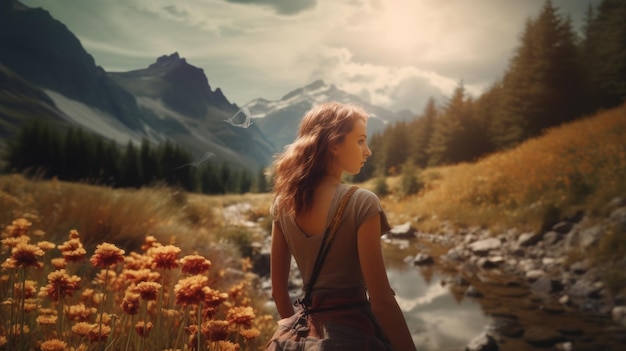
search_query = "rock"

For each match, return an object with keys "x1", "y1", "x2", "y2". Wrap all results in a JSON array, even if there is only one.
[
  {"x1": 569, "y1": 260, "x2": 588, "y2": 275},
  {"x1": 517, "y1": 231, "x2": 543, "y2": 247},
  {"x1": 554, "y1": 342, "x2": 573, "y2": 351},
  {"x1": 543, "y1": 231, "x2": 562, "y2": 246},
  {"x1": 569, "y1": 279, "x2": 602, "y2": 298},
  {"x1": 465, "y1": 285, "x2": 483, "y2": 298},
  {"x1": 552, "y1": 221, "x2": 573, "y2": 233},
  {"x1": 478, "y1": 256, "x2": 504, "y2": 269},
  {"x1": 442, "y1": 247, "x2": 465, "y2": 262},
  {"x1": 523, "y1": 326, "x2": 565, "y2": 347},
  {"x1": 580, "y1": 225, "x2": 602, "y2": 249},
  {"x1": 413, "y1": 253, "x2": 434, "y2": 265},
  {"x1": 612, "y1": 305, "x2": 626, "y2": 326},
  {"x1": 466, "y1": 331, "x2": 499, "y2": 351},
  {"x1": 525, "y1": 269, "x2": 545, "y2": 282},
  {"x1": 388, "y1": 222, "x2": 416, "y2": 238},
  {"x1": 469, "y1": 238, "x2": 501, "y2": 257}
]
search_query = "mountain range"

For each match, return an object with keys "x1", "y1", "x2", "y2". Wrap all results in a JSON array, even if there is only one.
[{"x1": 0, "y1": 0, "x2": 410, "y2": 171}]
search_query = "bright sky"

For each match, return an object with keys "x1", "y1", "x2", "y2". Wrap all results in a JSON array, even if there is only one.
[{"x1": 20, "y1": 0, "x2": 600, "y2": 113}]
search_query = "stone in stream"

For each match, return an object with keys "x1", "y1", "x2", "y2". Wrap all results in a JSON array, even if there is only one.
[
  {"x1": 388, "y1": 221, "x2": 416, "y2": 238},
  {"x1": 468, "y1": 238, "x2": 501, "y2": 257},
  {"x1": 465, "y1": 331, "x2": 499, "y2": 351},
  {"x1": 412, "y1": 252, "x2": 434, "y2": 265}
]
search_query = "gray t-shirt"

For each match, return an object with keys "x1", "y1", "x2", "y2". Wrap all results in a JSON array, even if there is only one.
[{"x1": 275, "y1": 183, "x2": 391, "y2": 292}]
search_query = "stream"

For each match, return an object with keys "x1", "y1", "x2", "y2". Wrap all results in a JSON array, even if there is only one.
[{"x1": 384, "y1": 241, "x2": 626, "y2": 351}]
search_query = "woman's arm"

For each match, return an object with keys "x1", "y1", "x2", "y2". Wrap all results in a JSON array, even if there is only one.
[
  {"x1": 358, "y1": 214, "x2": 416, "y2": 351},
  {"x1": 270, "y1": 220, "x2": 295, "y2": 318}
]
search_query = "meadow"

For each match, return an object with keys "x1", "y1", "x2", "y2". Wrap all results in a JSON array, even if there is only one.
[
  {"x1": 0, "y1": 176, "x2": 276, "y2": 350},
  {"x1": 0, "y1": 102, "x2": 624, "y2": 350}
]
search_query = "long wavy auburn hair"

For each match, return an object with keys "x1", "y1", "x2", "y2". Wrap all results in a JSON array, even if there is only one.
[{"x1": 271, "y1": 102, "x2": 369, "y2": 217}]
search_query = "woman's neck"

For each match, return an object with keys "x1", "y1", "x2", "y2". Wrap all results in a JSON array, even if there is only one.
[{"x1": 321, "y1": 174, "x2": 341, "y2": 186}]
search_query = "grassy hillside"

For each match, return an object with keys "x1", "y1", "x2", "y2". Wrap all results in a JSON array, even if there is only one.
[{"x1": 374, "y1": 102, "x2": 626, "y2": 234}]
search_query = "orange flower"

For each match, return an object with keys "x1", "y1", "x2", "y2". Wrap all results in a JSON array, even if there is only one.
[
  {"x1": 36, "y1": 241, "x2": 56, "y2": 251},
  {"x1": 58, "y1": 232, "x2": 87, "y2": 263},
  {"x1": 90, "y1": 243, "x2": 125, "y2": 268},
  {"x1": 174, "y1": 275, "x2": 208, "y2": 306},
  {"x1": 216, "y1": 340, "x2": 240, "y2": 351},
  {"x1": 121, "y1": 290, "x2": 141, "y2": 315},
  {"x1": 87, "y1": 324, "x2": 111, "y2": 342},
  {"x1": 124, "y1": 252, "x2": 151, "y2": 270},
  {"x1": 24, "y1": 301, "x2": 38, "y2": 312},
  {"x1": 141, "y1": 235, "x2": 161, "y2": 251},
  {"x1": 136, "y1": 281, "x2": 161, "y2": 301},
  {"x1": 94, "y1": 269, "x2": 117, "y2": 286},
  {"x1": 180, "y1": 255, "x2": 211, "y2": 275},
  {"x1": 1, "y1": 236, "x2": 30, "y2": 249},
  {"x1": 240, "y1": 328, "x2": 261, "y2": 342},
  {"x1": 10, "y1": 323, "x2": 29, "y2": 335},
  {"x1": 14, "y1": 280, "x2": 37, "y2": 299},
  {"x1": 40, "y1": 338, "x2": 67, "y2": 351},
  {"x1": 41, "y1": 269, "x2": 81, "y2": 301},
  {"x1": 50, "y1": 258, "x2": 67, "y2": 269},
  {"x1": 1, "y1": 257, "x2": 17, "y2": 269},
  {"x1": 36, "y1": 314, "x2": 58, "y2": 326},
  {"x1": 3, "y1": 218, "x2": 31, "y2": 237},
  {"x1": 65, "y1": 303, "x2": 96, "y2": 322},
  {"x1": 228, "y1": 282, "x2": 245, "y2": 301},
  {"x1": 203, "y1": 287, "x2": 228, "y2": 308},
  {"x1": 227, "y1": 306, "x2": 255, "y2": 327},
  {"x1": 201, "y1": 320, "x2": 230, "y2": 341},
  {"x1": 71, "y1": 322, "x2": 96, "y2": 337},
  {"x1": 150, "y1": 245, "x2": 180, "y2": 270},
  {"x1": 11, "y1": 242, "x2": 44, "y2": 268},
  {"x1": 122, "y1": 268, "x2": 161, "y2": 284},
  {"x1": 134, "y1": 321, "x2": 153, "y2": 337}
]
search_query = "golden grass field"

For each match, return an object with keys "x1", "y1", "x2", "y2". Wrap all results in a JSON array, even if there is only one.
[{"x1": 0, "y1": 103, "x2": 624, "y2": 350}]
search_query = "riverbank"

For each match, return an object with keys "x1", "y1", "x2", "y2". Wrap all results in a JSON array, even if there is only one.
[{"x1": 395, "y1": 195, "x2": 626, "y2": 350}]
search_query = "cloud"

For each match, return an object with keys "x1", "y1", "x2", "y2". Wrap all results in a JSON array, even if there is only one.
[
  {"x1": 19, "y1": 0, "x2": 602, "y2": 112},
  {"x1": 306, "y1": 46, "x2": 486, "y2": 112},
  {"x1": 222, "y1": 0, "x2": 317, "y2": 15}
]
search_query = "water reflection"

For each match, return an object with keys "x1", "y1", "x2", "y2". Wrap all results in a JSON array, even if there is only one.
[
  {"x1": 387, "y1": 262, "x2": 490, "y2": 350},
  {"x1": 385, "y1": 244, "x2": 626, "y2": 351}
]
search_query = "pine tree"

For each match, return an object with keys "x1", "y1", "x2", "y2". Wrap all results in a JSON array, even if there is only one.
[
  {"x1": 120, "y1": 141, "x2": 141, "y2": 188},
  {"x1": 427, "y1": 82, "x2": 470, "y2": 166},
  {"x1": 408, "y1": 98, "x2": 437, "y2": 168},
  {"x1": 496, "y1": 0, "x2": 586, "y2": 147},
  {"x1": 582, "y1": 0, "x2": 626, "y2": 110}
]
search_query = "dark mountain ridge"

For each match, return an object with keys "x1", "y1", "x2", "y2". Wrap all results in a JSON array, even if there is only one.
[
  {"x1": 0, "y1": 0, "x2": 142, "y2": 130},
  {"x1": 0, "y1": 0, "x2": 275, "y2": 170}
]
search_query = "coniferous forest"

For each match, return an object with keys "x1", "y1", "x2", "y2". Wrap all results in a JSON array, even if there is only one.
[
  {"x1": 4, "y1": 121, "x2": 258, "y2": 194},
  {"x1": 353, "y1": 0, "x2": 626, "y2": 183}
]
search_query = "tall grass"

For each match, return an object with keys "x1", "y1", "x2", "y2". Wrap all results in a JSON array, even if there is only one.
[
  {"x1": 377, "y1": 103, "x2": 626, "y2": 233},
  {"x1": 0, "y1": 175, "x2": 276, "y2": 350}
]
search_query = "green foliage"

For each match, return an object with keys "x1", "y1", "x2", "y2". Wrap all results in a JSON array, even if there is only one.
[
  {"x1": 399, "y1": 160, "x2": 422, "y2": 197},
  {"x1": 373, "y1": 171, "x2": 389, "y2": 197}
]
